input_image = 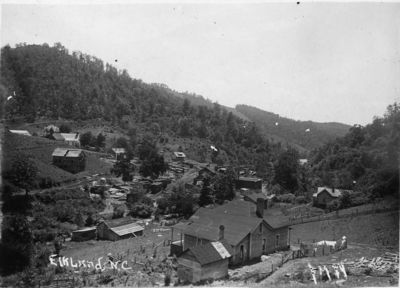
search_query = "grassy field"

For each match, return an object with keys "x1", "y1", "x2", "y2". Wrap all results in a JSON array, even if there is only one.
[
  {"x1": 290, "y1": 211, "x2": 399, "y2": 247},
  {"x1": 3, "y1": 132, "x2": 112, "y2": 185}
]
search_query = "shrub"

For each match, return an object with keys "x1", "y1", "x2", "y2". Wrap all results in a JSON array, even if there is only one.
[
  {"x1": 295, "y1": 196, "x2": 307, "y2": 204},
  {"x1": 276, "y1": 193, "x2": 295, "y2": 203},
  {"x1": 327, "y1": 199, "x2": 341, "y2": 212}
]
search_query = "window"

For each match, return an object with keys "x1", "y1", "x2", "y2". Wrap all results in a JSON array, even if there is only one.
[
  {"x1": 240, "y1": 245, "x2": 244, "y2": 259},
  {"x1": 259, "y1": 224, "x2": 263, "y2": 234},
  {"x1": 275, "y1": 234, "x2": 280, "y2": 248},
  {"x1": 262, "y1": 239, "x2": 266, "y2": 252}
]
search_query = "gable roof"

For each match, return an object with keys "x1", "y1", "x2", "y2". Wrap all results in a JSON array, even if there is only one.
[
  {"x1": 51, "y1": 133, "x2": 65, "y2": 141},
  {"x1": 174, "y1": 152, "x2": 186, "y2": 158},
  {"x1": 52, "y1": 148, "x2": 69, "y2": 157},
  {"x1": 178, "y1": 199, "x2": 290, "y2": 246},
  {"x1": 52, "y1": 148, "x2": 83, "y2": 158},
  {"x1": 181, "y1": 240, "x2": 232, "y2": 265},
  {"x1": 112, "y1": 148, "x2": 126, "y2": 154},
  {"x1": 66, "y1": 149, "x2": 84, "y2": 157},
  {"x1": 238, "y1": 177, "x2": 262, "y2": 183},
  {"x1": 110, "y1": 222, "x2": 144, "y2": 236},
  {"x1": 313, "y1": 187, "x2": 353, "y2": 198},
  {"x1": 9, "y1": 130, "x2": 31, "y2": 136},
  {"x1": 182, "y1": 200, "x2": 262, "y2": 246},
  {"x1": 102, "y1": 217, "x2": 136, "y2": 228},
  {"x1": 60, "y1": 133, "x2": 80, "y2": 141}
]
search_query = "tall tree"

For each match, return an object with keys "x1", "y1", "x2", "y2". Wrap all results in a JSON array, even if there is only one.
[{"x1": 5, "y1": 154, "x2": 38, "y2": 196}]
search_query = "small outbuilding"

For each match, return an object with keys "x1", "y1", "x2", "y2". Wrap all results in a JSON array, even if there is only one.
[
  {"x1": 313, "y1": 187, "x2": 352, "y2": 208},
  {"x1": 235, "y1": 177, "x2": 262, "y2": 190},
  {"x1": 112, "y1": 148, "x2": 127, "y2": 160},
  {"x1": 177, "y1": 240, "x2": 232, "y2": 284},
  {"x1": 173, "y1": 152, "x2": 186, "y2": 162},
  {"x1": 97, "y1": 217, "x2": 144, "y2": 241},
  {"x1": 71, "y1": 227, "x2": 97, "y2": 242},
  {"x1": 9, "y1": 129, "x2": 31, "y2": 136}
]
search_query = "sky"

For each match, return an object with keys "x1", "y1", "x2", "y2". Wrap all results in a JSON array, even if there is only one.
[{"x1": 1, "y1": 1, "x2": 400, "y2": 125}]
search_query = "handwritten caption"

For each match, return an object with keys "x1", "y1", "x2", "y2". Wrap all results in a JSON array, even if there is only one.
[{"x1": 49, "y1": 255, "x2": 132, "y2": 271}]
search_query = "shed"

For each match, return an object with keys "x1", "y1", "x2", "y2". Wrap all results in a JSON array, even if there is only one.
[
  {"x1": 173, "y1": 152, "x2": 186, "y2": 162},
  {"x1": 112, "y1": 148, "x2": 127, "y2": 160},
  {"x1": 97, "y1": 217, "x2": 144, "y2": 241},
  {"x1": 71, "y1": 227, "x2": 97, "y2": 242},
  {"x1": 9, "y1": 130, "x2": 31, "y2": 136},
  {"x1": 235, "y1": 177, "x2": 262, "y2": 190},
  {"x1": 177, "y1": 240, "x2": 232, "y2": 283},
  {"x1": 313, "y1": 187, "x2": 352, "y2": 208}
]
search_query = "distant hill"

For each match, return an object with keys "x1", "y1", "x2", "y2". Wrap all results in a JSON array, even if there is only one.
[{"x1": 235, "y1": 104, "x2": 350, "y2": 152}]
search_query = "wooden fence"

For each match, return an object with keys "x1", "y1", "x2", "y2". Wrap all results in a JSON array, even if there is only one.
[{"x1": 289, "y1": 205, "x2": 398, "y2": 225}]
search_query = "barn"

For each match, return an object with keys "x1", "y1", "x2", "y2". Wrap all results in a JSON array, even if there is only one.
[
  {"x1": 97, "y1": 217, "x2": 144, "y2": 241},
  {"x1": 52, "y1": 148, "x2": 86, "y2": 173},
  {"x1": 177, "y1": 240, "x2": 233, "y2": 284},
  {"x1": 171, "y1": 199, "x2": 290, "y2": 266}
]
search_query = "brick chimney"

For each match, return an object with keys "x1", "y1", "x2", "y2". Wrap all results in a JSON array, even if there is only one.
[
  {"x1": 219, "y1": 225, "x2": 225, "y2": 240},
  {"x1": 256, "y1": 198, "x2": 264, "y2": 218}
]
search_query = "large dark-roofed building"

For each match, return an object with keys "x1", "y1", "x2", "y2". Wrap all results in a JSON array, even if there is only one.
[{"x1": 171, "y1": 199, "x2": 290, "y2": 265}]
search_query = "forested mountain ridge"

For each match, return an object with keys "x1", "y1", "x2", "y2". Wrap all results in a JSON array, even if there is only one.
[
  {"x1": 236, "y1": 104, "x2": 351, "y2": 152},
  {"x1": 0, "y1": 43, "x2": 286, "y2": 169}
]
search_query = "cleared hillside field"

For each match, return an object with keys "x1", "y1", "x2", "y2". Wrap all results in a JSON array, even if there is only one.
[
  {"x1": 3, "y1": 132, "x2": 112, "y2": 185},
  {"x1": 290, "y1": 211, "x2": 399, "y2": 247}
]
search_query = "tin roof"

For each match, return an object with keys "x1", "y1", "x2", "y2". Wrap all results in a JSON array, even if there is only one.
[
  {"x1": 51, "y1": 133, "x2": 65, "y2": 141},
  {"x1": 9, "y1": 130, "x2": 31, "y2": 136},
  {"x1": 61, "y1": 133, "x2": 80, "y2": 141},
  {"x1": 182, "y1": 240, "x2": 232, "y2": 265},
  {"x1": 112, "y1": 148, "x2": 126, "y2": 154},
  {"x1": 103, "y1": 217, "x2": 136, "y2": 228},
  {"x1": 313, "y1": 187, "x2": 353, "y2": 198},
  {"x1": 183, "y1": 201, "x2": 263, "y2": 246},
  {"x1": 179, "y1": 200, "x2": 289, "y2": 246},
  {"x1": 52, "y1": 148, "x2": 69, "y2": 157},
  {"x1": 52, "y1": 148, "x2": 83, "y2": 157},
  {"x1": 66, "y1": 149, "x2": 84, "y2": 157},
  {"x1": 73, "y1": 227, "x2": 96, "y2": 232},
  {"x1": 238, "y1": 177, "x2": 262, "y2": 182},
  {"x1": 110, "y1": 222, "x2": 144, "y2": 236},
  {"x1": 174, "y1": 152, "x2": 186, "y2": 158}
]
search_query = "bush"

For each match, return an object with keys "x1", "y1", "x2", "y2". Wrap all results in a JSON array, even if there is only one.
[
  {"x1": 129, "y1": 203, "x2": 153, "y2": 218},
  {"x1": 276, "y1": 193, "x2": 295, "y2": 203},
  {"x1": 327, "y1": 199, "x2": 341, "y2": 212},
  {"x1": 295, "y1": 196, "x2": 307, "y2": 204}
]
